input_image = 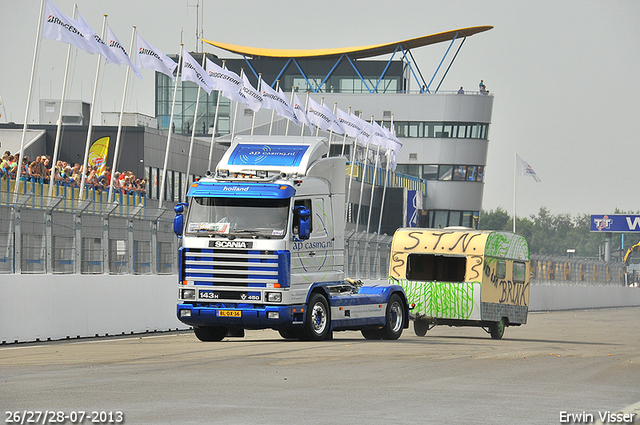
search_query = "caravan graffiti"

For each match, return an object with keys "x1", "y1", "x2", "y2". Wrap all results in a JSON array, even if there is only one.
[{"x1": 484, "y1": 263, "x2": 528, "y2": 305}]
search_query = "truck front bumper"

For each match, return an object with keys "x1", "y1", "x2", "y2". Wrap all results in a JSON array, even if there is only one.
[{"x1": 177, "y1": 303, "x2": 306, "y2": 329}]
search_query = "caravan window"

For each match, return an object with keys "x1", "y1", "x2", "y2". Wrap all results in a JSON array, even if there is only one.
[
  {"x1": 406, "y1": 254, "x2": 466, "y2": 282},
  {"x1": 496, "y1": 260, "x2": 507, "y2": 279},
  {"x1": 513, "y1": 262, "x2": 526, "y2": 283}
]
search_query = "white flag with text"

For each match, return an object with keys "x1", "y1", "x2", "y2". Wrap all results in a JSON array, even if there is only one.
[
  {"x1": 516, "y1": 154, "x2": 542, "y2": 182},
  {"x1": 206, "y1": 59, "x2": 243, "y2": 95},
  {"x1": 181, "y1": 49, "x2": 214, "y2": 94},
  {"x1": 43, "y1": 1, "x2": 94, "y2": 54},
  {"x1": 75, "y1": 12, "x2": 120, "y2": 63},
  {"x1": 239, "y1": 74, "x2": 263, "y2": 112},
  {"x1": 292, "y1": 93, "x2": 312, "y2": 130},
  {"x1": 106, "y1": 26, "x2": 142, "y2": 79},
  {"x1": 261, "y1": 83, "x2": 296, "y2": 122},
  {"x1": 136, "y1": 34, "x2": 177, "y2": 81}
]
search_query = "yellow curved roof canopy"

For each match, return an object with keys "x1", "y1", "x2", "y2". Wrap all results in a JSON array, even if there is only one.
[{"x1": 202, "y1": 26, "x2": 493, "y2": 60}]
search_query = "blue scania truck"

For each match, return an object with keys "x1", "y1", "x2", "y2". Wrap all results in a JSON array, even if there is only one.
[{"x1": 173, "y1": 135, "x2": 408, "y2": 341}]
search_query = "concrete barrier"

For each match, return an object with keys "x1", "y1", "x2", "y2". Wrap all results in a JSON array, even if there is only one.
[
  {"x1": 0, "y1": 275, "x2": 186, "y2": 344},
  {"x1": 529, "y1": 284, "x2": 640, "y2": 311},
  {"x1": 2, "y1": 277, "x2": 640, "y2": 344}
]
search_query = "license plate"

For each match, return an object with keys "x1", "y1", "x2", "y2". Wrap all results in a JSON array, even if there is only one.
[{"x1": 217, "y1": 310, "x2": 241, "y2": 317}]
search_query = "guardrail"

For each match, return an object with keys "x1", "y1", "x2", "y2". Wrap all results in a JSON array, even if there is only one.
[{"x1": 0, "y1": 190, "x2": 175, "y2": 275}]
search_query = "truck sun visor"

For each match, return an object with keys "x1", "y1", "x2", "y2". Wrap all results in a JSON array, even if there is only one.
[{"x1": 187, "y1": 182, "x2": 296, "y2": 199}]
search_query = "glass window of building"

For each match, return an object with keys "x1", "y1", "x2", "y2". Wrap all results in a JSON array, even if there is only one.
[
  {"x1": 452, "y1": 165, "x2": 467, "y2": 181},
  {"x1": 432, "y1": 211, "x2": 449, "y2": 229},
  {"x1": 449, "y1": 211, "x2": 462, "y2": 226},
  {"x1": 438, "y1": 165, "x2": 453, "y2": 180},
  {"x1": 423, "y1": 165, "x2": 438, "y2": 180},
  {"x1": 462, "y1": 211, "x2": 474, "y2": 227}
]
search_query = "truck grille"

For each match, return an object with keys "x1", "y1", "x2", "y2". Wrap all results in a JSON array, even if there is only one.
[{"x1": 183, "y1": 248, "x2": 280, "y2": 287}]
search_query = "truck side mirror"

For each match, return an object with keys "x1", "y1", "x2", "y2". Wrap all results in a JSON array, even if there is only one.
[
  {"x1": 174, "y1": 203, "x2": 187, "y2": 237},
  {"x1": 295, "y1": 206, "x2": 311, "y2": 241}
]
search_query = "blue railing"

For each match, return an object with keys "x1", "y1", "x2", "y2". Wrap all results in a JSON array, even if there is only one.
[{"x1": 346, "y1": 161, "x2": 426, "y2": 194}]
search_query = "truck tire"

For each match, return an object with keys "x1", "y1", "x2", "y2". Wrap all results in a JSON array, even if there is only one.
[
  {"x1": 361, "y1": 328, "x2": 384, "y2": 340},
  {"x1": 302, "y1": 293, "x2": 331, "y2": 341},
  {"x1": 278, "y1": 328, "x2": 301, "y2": 340},
  {"x1": 490, "y1": 318, "x2": 506, "y2": 340},
  {"x1": 193, "y1": 326, "x2": 228, "y2": 342},
  {"x1": 381, "y1": 294, "x2": 405, "y2": 340},
  {"x1": 414, "y1": 320, "x2": 428, "y2": 337}
]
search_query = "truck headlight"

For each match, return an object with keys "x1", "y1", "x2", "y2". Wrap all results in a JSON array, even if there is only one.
[
  {"x1": 180, "y1": 309, "x2": 192, "y2": 318},
  {"x1": 181, "y1": 289, "x2": 196, "y2": 300},
  {"x1": 266, "y1": 292, "x2": 282, "y2": 303},
  {"x1": 267, "y1": 312, "x2": 280, "y2": 319}
]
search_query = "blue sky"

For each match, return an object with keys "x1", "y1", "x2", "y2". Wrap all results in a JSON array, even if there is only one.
[{"x1": 1, "y1": 0, "x2": 639, "y2": 218}]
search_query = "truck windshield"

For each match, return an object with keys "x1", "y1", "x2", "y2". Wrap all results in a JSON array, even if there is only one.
[{"x1": 186, "y1": 197, "x2": 290, "y2": 238}]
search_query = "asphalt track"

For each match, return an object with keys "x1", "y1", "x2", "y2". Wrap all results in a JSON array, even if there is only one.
[{"x1": 1, "y1": 307, "x2": 639, "y2": 425}]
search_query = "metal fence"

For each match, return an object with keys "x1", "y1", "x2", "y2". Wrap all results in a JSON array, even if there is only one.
[
  {"x1": 1, "y1": 189, "x2": 627, "y2": 285},
  {"x1": 0, "y1": 191, "x2": 176, "y2": 275},
  {"x1": 345, "y1": 231, "x2": 394, "y2": 279},
  {"x1": 530, "y1": 255, "x2": 625, "y2": 286}
]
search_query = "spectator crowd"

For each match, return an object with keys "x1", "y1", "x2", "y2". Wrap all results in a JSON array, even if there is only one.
[{"x1": 0, "y1": 150, "x2": 147, "y2": 196}]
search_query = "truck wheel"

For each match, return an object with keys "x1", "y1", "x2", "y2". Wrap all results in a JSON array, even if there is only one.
[
  {"x1": 490, "y1": 318, "x2": 506, "y2": 340},
  {"x1": 381, "y1": 294, "x2": 404, "y2": 340},
  {"x1": 414, "y1": 320, "x2": 428, "y2": 337},
  {"x1": 361, "y1": 329, "x2": 383, "y2": 340},
  {"x1": 303, "y1": 293, "x2": 331, "y2": 341},
  {"x1": 278, "y1": 328, "x2": 301, "y2": 340},
  {"x1": 193, "y1": 326, "x2": 227, "y2": 342}
]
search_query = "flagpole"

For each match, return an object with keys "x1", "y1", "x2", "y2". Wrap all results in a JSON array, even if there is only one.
[
  {"x1": 207, "y1": 60, "x2": 224, "y2": 171},
  {"x1": 184, "y1": 53, "x2": 207, "y2": 198},
  {"x1": 328, "y1": 102, "x2": 337, "y2": 145},
  {"x1": 302, "y1": 92, "x2": 309, "y2": 137},
  {"x1": 355, "y1": 141, "x2": 370, "y2": 232},
  {"x1": 15, "y1": 0, "x2": 45, "y2": 200},
  {"x1": 378, "y1": 148, "x2": 391, "y2": 234},
  {"x1": 285, "y1": 87, "x2": 294, "y2": 136},
  {"x1": 250, "y1": 74, "x2": 261, "y2": 135},
  {"x1": 268, "y1": 80, "x2": 279, "y2": 136},
  {"x1": 340, "y1": 106, "x2": 351, "y2": 157},
  {"x1": 366, "y1": 141, "x2": 381, "y2": 233},
  {"x1": 513, "y1": 151, "x2": 517, "y2": 233},
  {"x1": 230, "y1": 69, "x2": 243, "y2": 142},
  {"x1": 79, "y1": 15, "x2": 108, "y2": 200},
  {"x1": 108, "y1": 26, "x2": 137, "y2": 204},
  {"x1": 315, "y1": 97, "x2": 323, "y2": 137},
  {"x1": 48, "y1": 4, "x2": 79, "y2": 199},
  {"x1": 158, "y1": 44, "x2": 183, "y2": 209},
  {"x1": 378, "y1": 115, "x2": 395, "y2": 234}
]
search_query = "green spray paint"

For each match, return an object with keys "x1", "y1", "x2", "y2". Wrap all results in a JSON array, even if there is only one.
[{"x1": 399, "y1": 279, "x2": 478, "y2": 320}]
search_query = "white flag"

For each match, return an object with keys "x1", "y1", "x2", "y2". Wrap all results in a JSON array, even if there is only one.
[
  {"x1": 238, "y1": 74, "x2": 263, "y2": 112},
  {"x1": 320, "y1": 102, "x2": 344, "y2": 134},
  {"x1": 43, "y1": 1, "x2": 94, "y2": 54},
  {"x1": 181, "y1": 49, "x2": 214, "y2": 94},
  {"x1": 292, "y1": 93, "x2": 312, "y2": 130},
  {"x1": 516, "y1": 154, "x2": 541, "y2": 182},
  {"x1": 106, "y1": 26, "x2": 142, "y2": 79},
  {"x1": 75, "y1": 12, "x2": 120, "y2": 64},
  {"x1": 370, "y1": 121, "x2": 387, "y2": 147},
  {"x1": 337, "y1": 108, "x2": 363, "y2": 139},
  {"x1": 136, "y1": 34, "x2": 177, "y2": 81},
  {"x1": 349, "y1": 113, "x2": 373, "y2": 144},
  {"x1": 307, "y1": 97, "x2": 334, "y2": 133},
  {"x1": 261, "y1": 83, "x2": 296, "y2": 122},
  {"x1": 206, "y1": 59, "x2": 243, "y2": 96}
]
